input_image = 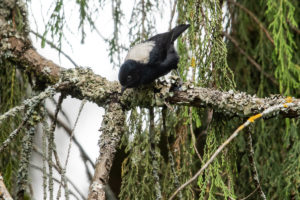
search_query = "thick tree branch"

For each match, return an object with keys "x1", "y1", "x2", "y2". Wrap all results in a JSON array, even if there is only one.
[
  {"x1": 0, "y1": 172, "x2": 13, "y2": 200},
  {"x1": 0, "y1": 24, "x2": 62, "y2": 86},
  {"x1": 87, "y1": 102, "x2": 125, "y2": 200},
  {"x1": 1, "y1": 30, "x2": 299, "y2": 119}
]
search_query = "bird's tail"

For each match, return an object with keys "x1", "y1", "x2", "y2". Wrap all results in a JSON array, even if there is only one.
[{"x1": 170, "y1": 24, "x2": 190, "y2": 43}]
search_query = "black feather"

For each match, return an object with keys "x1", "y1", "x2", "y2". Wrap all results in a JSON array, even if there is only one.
[
  {"x1": 147, "y1": 24, "x2": 190, "y2": 64},
  {"x1": 119, "y1": 24, "x2": 190, "y2": 93}
]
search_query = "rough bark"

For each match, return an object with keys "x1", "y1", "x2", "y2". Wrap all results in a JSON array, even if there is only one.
[
  {"x1": 88, "y1": 102, "x2": 125, "y2": 200},
  {"x1": 0, "y1": 172, "x2": 13, "y2": 200},
  {"x1": 1, "y1": 24, "x2": 299, "y2": 118},
  {"x1": 1, "y1": 29, "x2": 299, "y2": 118}
]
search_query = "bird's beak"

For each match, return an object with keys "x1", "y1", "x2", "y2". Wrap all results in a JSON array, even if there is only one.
[{"x1": 121, "y1": 86, "x2": 127, "y2": 95}]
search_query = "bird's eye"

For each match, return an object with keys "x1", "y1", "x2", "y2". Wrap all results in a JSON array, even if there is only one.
[{"x1": 127, "y1": 75, "x2": 132, "y2": 81}]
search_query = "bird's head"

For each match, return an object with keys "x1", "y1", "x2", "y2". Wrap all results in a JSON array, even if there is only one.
[{"x1": 118, "y1": 60, "x2": 141, "y2": 94}]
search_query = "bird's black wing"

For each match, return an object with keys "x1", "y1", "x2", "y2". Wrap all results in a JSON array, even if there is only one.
[{"x1": 147, "y1": 24, "x2": 190, "y2": 65}]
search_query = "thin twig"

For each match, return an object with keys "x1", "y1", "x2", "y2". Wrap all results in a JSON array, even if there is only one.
[
  {"x1": 57, "y1": 99, "x2": 86, "y2": 199},
  {"x1": 240, "y1": 186, "x2": 259, "y2": 200},
  {"x1": 141, "y1": 0, "x2": 146, "y2": 39},
  {"x1": 30, "y1": 164, "x2": 82, "y2": 200},
  {"x1": 33, "y1": 145, "x2": 60, "y2": 172},
  {"x1": 189, "y1": 108, "x2": 202, "y2": 162},
  {"x1": 245, "y1": 128, "x2": 266, "y2": 200},
  {"x1": 47, "y1": 93, "x2": 65, "y2": 200},
  {"x1": 0, "y1": 96, "x2": 43, "y2": 153},
  {"x1": 168, "y1": 0, "x2": 177, "y2": 31},
  {"x1": 30, "y1": 30, "x2": 79, "y2": 67},
  {"x1": 162, "y1": 107, "x2": 183, "y2": 199},
  {"x1": 197, "y1": 108, "x2": 214, "y2": 140},
  {"x1": 47, "y1": 108, "x2": 94, "y2": 181},
  {"x1": 168, "y1": 98, "x2": 295, "y2": 200},
  {"x1": 47, "y1": 108, "x2": 95, "y2": 167},
  {"x1": 48, "y1": 97, "x2": 71, "y2": 125},
  {"x1": 17, "y1": 126, "x2": 36, "y2": 199},
  {"x1": 86, "y1": 15, "x2": 107, "y2": 40},
  {"x1": 226, "y1": 0, "x2": 274, "y2": 45},
  {"x1": 223, "y1": 32, "x2": 278, "y2": 86},
  {"x1": 287, "y1": 20, "x2": 300, "y2": 35},
  {"x1": 32, "y1": 147, "x2": 86, "y2": 200},
  {"x1": 42, "y1": 118, "x2": 48, "y2": 200},
  {"x1": 0, "y1": 85, "x2": 57, "y2": 126},
  {"x1": 0, "y1": 117, "x2": 28, "y2": 153}
]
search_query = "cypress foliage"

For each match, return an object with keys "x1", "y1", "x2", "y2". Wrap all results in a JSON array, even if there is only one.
[
  {"x1": 0, "y1": 64, "x2": 30, "y2": 194},
  {"x1": 0, "y1": 0, "x2": 299, "y2": 199}
]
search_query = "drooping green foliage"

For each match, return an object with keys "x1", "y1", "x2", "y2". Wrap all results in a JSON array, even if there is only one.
[
  {"x1": 118, "y1": 0, "x2": 299, "y2": 199},
  {"x1": 42, "y1": 0, "x2": 106, "y2": 50},
  {"x1": 0, "y1": 0, "x2": 299, "y2": 199},
  {"x1": 225, "y1": 0, "x2": 300, "y2": 199},
  {"x1": 266, "y1": 0, "x2": 299, "y2": 94},
  {"x1": 176, "y1": 1, "x2": 237, "y2": 199},
  {"x1": 0, "y1": 63, "x2": 30, "y2": 193}
]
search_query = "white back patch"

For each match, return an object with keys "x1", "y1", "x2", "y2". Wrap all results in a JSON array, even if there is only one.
[{"x1": 125, "y1": 41, "x2": 155, "y2": 64}]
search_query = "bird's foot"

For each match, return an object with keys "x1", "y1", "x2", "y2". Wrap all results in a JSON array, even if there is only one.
[{"x1": 170, "y1": 75, "x2": 183, "y2": 91}]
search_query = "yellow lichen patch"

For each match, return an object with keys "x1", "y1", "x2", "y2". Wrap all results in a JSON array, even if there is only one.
[
  {"x1": 191, "y1": 57, "x2": 196, "y2": 68},
  {"x1": 283, "y1": 104, "x2": 288, "y2": 108},
  {"x1": 285, "y1": 96, "x2": 293, "y2": 103},
  {"x1": 247, "y1": 113, "x2": 262, "y2": 123}
]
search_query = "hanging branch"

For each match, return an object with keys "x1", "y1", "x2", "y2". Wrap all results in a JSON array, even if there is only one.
[
  {"x1": 0, "y1": 116, "x2": 28, "y2": 153},
  {"x1": 57, "y1": 99, "x2": 87, "y2": 199},
  {"x1": 288, "y1": 20, "x2": 300, "y2": 35},
  {"x1": 87, "y1": 102, "x2": 125, "y2": 200},
  {"x1": 222, "y1": 32, "x2": 278, "y2": 86},
  {"x1": 168, "y1": 0, "x2": 177, "y2": 31},
  {"x1": 0, "y1": 85, "x2": 57, "y2": 126},
  {"x1": 0, "y1": 88, "x2": 54, "y2": 153},
  {"x1": 17, "y1": 126, "x2": 36, "y2": 200},
  {"x1": 30, "y1": 30, "x2": 79, "y2": 67},
  {"x1": 162, "y1": 107, "x2": 183, "y2": 199},
  {"x1": 149, "y1": 107, "x2": 162, "y2": 200},
  {"x1": 244, "y1": 128, "x2": 267, "y2": 200},
  {"x1": 42, "y1": 119, "x2": 48, "y2": 200},
  {"x1": 30, "y1": 164, "x2": 82, "y2": 200},
  {"x1": 168, "y1": 97, "x2": 295, "y2": 200},
  {"x1": 48, "y1": 97, "x2": 71, "y2": 125},
  {"x1": 47, "y1": 109, "x2": 94, "y2": 180},
  {"x1": 189, "y1": 108, "x2": 202, "y2": 162},
  {"x1": 32, "y1": 147, "x2": 86, "y2": 200},
  {"x1": 226, "y1": 0, "x2": 274, "y2": 45},
  {"x1": 47, "y1": 93, "x2": 65, "y2": 200},
  {"x1": 240, "y1": 187, "x2": 259, "y2": 200}
]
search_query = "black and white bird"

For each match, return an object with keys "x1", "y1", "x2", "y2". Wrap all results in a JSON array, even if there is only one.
[{"x1": 118, "y1": 24, "x2": 190, "y2": 93}]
